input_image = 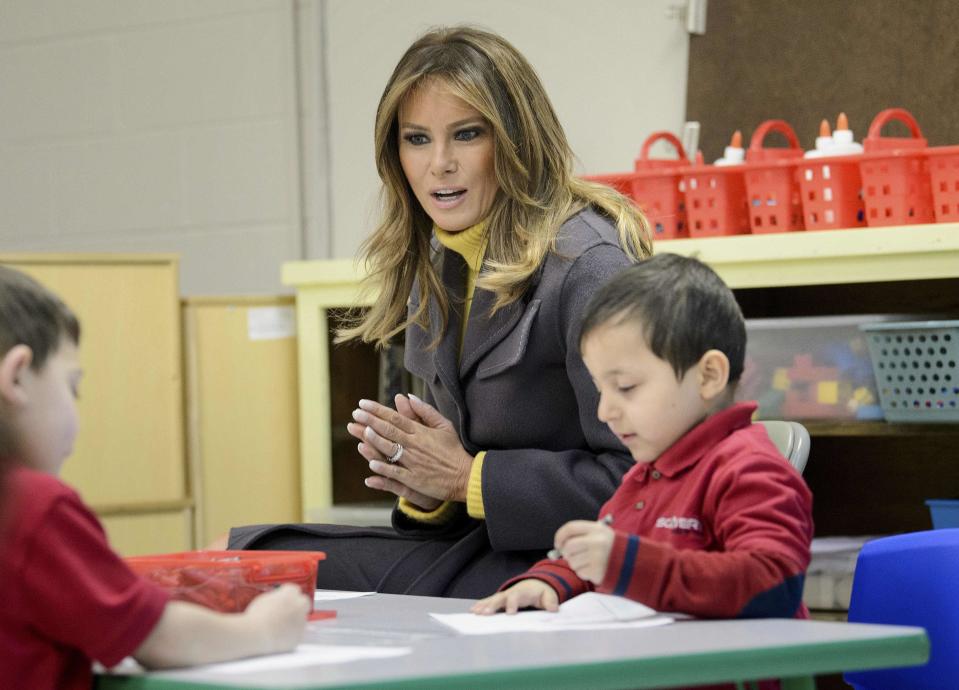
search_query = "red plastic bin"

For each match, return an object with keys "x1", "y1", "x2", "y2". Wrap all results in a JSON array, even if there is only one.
[
  {"x1": 582, "y1": 172, "x2": 637, "y2": 198},
  {"x1": 859, "y1": 108, "x2": 934, "y2": 226},
  {"x1": 796, "y1": 152, "x2": 866, "y2": 231},
  {"x1": 743, "y1": 120, "x2": 805, "y2": 234},
  {"x1": 927, "y1": 144, "x2": 959, "y2": 222},
  {"x1": 680, "y1": 151, "x2": 750, "y2": 237},
  {"x1": 631, "y1": 131, "x2": 689, "y2": 239},
  {"x1": 127, "y1": 550, "x2": 326, "y2": 614}
]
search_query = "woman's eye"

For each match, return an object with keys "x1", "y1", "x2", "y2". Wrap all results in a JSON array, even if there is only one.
[
  {"x1": 455, "y1": 128, "x2": 482, "y2": 142},
  {"x1": 404, "y1": 133, "x2": 429, "y2": 146},
  {"x1": 617, "y1": 385, "x2": 636, "y2": 394}
]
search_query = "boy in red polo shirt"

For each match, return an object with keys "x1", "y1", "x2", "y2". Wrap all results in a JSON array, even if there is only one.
[
  {"x1": 0, "y1": 266, "x2": 311, "y2": 690},
  {"x1": 473, "y1": 253, "x2": 813, "y2": 622}
]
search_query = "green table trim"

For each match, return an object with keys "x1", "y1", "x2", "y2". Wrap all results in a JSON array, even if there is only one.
[{"x1": 98, "y1": 628, "x2": 928, "y2": 690}]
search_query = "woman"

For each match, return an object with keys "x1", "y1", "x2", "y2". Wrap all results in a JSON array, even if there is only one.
[{"x1": 228, "y1": 26, "x2": 652, "y2": 598}]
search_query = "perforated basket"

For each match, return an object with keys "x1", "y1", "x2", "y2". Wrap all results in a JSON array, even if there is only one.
[
  {"x1": 860, "y1": 320, "x2": 959, "y2": 422},
  {"x1": 632, "y1": 131, "x2": 689, "y2": 239},
  {"x1": 859, "y1": 108, "x2": 935, "y2": 227},
  {"x1": 743, "y1": 120, "x2": 805, "y2": 233},
  {"x1": 680, "y1": 151, "x2": 750, "y2": 237},
  {"x1": 127, "y1": 550, "x2": 326, "y2": 613},
  {"x1": 927, "y1": 144, "x2": 959, "y2": 222}
]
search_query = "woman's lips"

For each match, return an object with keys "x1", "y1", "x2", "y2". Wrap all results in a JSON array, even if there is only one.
[{"x1": 431, "y1": 188, "x2": 467, "y2": 209}]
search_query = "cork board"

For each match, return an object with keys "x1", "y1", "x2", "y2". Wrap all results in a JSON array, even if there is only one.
[{"x1": 687, "y1": 0, "x2": 959, "y2": 161}]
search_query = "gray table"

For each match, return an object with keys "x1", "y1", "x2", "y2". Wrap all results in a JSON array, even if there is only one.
[{"x1": 97, "y1": 593, "x2": 928, "y2": 690}]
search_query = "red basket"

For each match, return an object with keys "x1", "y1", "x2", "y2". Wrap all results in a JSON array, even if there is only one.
[
  {"x1": 743, "y1": 120, "x2": 805, "y2": 234},
  {"x1": 127, "y1": 550, "x2": 326, "y2": 614},
  {"x1": 796, "y1": 152, "x2": 866, "y2": 230},
  {"x1": 927, "y1": 144, "x2": 959, "y2": 222},
  {"x1": 859, "y1": 108, "x2": 934, "y2": 226},
  {"x1": 582, "y1": 172, "x2": 637, "y2": 198},
  {"x1": 680, "y1": 151, "x2": 750, "y2": 237},
  {"x1": 632, "y1": 131, "x2": 689, "y2": 240}
]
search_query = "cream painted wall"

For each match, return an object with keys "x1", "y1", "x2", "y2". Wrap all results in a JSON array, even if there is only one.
[
  {"x1": 0, "y1": 0, "x2": 689, "y2": 292},
  {"x1": 319, "y1": 0, "x2": 690, "y2": 259},
  {"x1": 0, "y1": 0, "x2": 303, "y2": 295}
]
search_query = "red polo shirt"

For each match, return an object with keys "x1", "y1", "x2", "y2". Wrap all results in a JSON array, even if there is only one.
[{"x1": 0, "y1": 467, "x2": 169, "y2": 690}]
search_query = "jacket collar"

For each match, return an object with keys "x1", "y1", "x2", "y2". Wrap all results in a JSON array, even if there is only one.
[{"x1": 623, "y1": 401, "x2": 758, "y2": 482}]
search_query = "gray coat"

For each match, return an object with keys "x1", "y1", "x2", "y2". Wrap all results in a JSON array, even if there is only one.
[
  {"x1": 392, "y1": 209, "x2": 636, "y2": 579},
  {"x1": 229, "y1": 208, "x2": 637, "y2": 598}
]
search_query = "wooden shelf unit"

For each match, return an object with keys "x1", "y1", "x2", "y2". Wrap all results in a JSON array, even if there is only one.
[{"x1": 283, "y1": 223, "x2": 959, "y2": 527}]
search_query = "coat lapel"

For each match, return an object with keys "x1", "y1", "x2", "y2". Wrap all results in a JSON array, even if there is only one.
[
  {"x1": 431, "y1": 249, "x2": 467, "y2": 409},
  {"x1": 459, "y1": 258, "x2": 546, "y2": 377},
  {"x1": 458, "y1": 287, "x2": 524, "y2": 377}
]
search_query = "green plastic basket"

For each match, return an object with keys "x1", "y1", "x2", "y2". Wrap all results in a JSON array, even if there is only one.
[{"x1": 860, "y1": 320, "x2": 959, "y2": 422}]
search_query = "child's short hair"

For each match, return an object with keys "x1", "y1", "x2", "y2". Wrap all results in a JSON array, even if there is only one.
[
  {"x1": 579, "y1": 253, "x2": 746, "y2": 382},
  {"x1": 0, "y1": 265, "x2": 80, "y2": 371}
]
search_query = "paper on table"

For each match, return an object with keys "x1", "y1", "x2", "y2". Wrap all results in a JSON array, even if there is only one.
[
  {"x1": 314, "y1": 589, "x2": 376, "y2": 602},
  {"x1": 187, "y1": 644, "x2": 411, "y2": 674},
  {"x1": 102, "y1": 644, "x2": 411, "y2": 677},
  {"x1": 432, "y1": 592, "x2": 673, "y2": 635}
]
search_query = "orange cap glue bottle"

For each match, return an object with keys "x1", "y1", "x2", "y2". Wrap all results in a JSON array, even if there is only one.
[
  {"x1": 831, "y1": 112, "x2": 864, "y2": 155},
  {"x1": 714, "y1": 130, "x2": 745, "y2": 166},
  {"x1": 804, "y1": 119, "x2": 834, "y2": 158}
]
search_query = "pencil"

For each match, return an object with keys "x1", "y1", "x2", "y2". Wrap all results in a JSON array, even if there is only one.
[{"x1": 547, "y1": 513, "x2": 614, "y2": 560}]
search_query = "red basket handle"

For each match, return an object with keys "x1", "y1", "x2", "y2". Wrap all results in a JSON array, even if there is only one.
[
  {"x1": 748, "y1": 120, "x2": 802, "y2": 152},
  {"x1": 864, "y1": 108, "x2": 927, "y2": 151},
  {"x1": 638, "y1": 131, "x2": 688, "y2": 162},
  {"x1": 867, "y1": 108, "x2": 923, "y2": 140}
]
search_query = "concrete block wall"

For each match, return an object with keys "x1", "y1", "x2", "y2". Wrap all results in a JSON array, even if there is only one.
[
  {"x1": 0, "y1": 0, "x2": 689, "y2": 294},
  {"x1": 0, "y1": 0, "x2": 303, "y2": 294}
]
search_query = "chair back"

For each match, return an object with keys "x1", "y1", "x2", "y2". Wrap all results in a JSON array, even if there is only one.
[
  {"x1": 759, "y1": 420, "x2": 810, "y2": 474},
  {"x1": 845, "y1": 529, "x2": 957, "y2": 689}
]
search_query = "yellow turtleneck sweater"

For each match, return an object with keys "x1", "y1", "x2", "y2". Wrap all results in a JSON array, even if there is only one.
[{"x1": 397, "y1": 221, "x2": 490, "y2": 523}]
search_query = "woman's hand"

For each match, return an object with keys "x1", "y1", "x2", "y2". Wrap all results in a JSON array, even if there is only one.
[
  {"x1": 346, "y1": 394, "x2": 474, "y2": 505},
  {"x1": 553, "y1": 520, "x2": 615, "y2": 584},
  {"x1": 471, "y1": 579, "x2": 559, "y2": 615}
]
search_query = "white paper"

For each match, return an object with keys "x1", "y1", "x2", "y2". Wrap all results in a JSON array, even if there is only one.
[
  {"x1": 247, "y1": 306, "x2": 296, "y2": 341},
  {"x1": 102, "y1": 643, "x2": 410, "y2": 677},
  {"x1": 314, "y1": 589, "x2": 376, "y2": 602},
  {"x1": 432, "y1": 592, "x2": 673, "y2": 635},
  {"x1": 189, "y1": 644, "x2": 411, "y2": 674}
]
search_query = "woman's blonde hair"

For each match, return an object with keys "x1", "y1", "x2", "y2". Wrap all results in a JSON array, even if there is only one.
[{"x1": 339, "y1": 26, "x2": 651, "y2": 348}]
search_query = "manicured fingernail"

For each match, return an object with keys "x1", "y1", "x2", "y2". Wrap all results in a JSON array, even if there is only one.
[
  {"x1": 358, "y1": 399, "x2": 374, "y2": 410},
  {"x1": 352, "y1": 409, "x2": 368, "y2": 422},
  {"x1": 363, "y1": 427, "x2": 375, "y2": 440},
  {"x1": 409, "y1": 394, "x2": 421, "y2": 402},
  {"x1": 369, "y1": 461, "x2": 382, "y2": 472}
]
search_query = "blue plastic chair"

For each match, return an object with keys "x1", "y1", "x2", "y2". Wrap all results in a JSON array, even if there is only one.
[{"x1": 845, "y1": 529, "x2": 959, "y2": 689}]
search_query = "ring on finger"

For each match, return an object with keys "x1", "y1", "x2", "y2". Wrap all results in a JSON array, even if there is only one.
[{"x1": 387, "y1": 442, "x2": 404, "y2": 463}]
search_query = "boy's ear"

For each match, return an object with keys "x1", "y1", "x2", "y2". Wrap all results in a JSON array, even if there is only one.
[
  {"x1": 696, "y1": 349, "x2": 730, "y2": 402},
  {"x1": 0, "y1": 344, "x2": 33, "y2": 407}
]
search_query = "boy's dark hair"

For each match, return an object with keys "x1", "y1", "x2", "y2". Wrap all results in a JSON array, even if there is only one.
[
  {"x1": 579, "y1": 253, "x2": 746, "y2": 382},
  {"x1": 0, "y1": 265, "x2": 80, "y2": 372}
]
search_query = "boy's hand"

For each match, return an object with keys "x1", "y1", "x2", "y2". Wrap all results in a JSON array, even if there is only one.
[
  {"x1": 244, "y1": 584, "x2": 311, "y2": 654},
  {"x1": 554, "y1": 520, "x2": 615, "y2": 584},
  {"x1": 471, "y1": 579, "x2": 559, "y2": 615}
]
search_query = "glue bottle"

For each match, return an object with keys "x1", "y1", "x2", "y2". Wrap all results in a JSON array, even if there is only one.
[
  {"x1": 714, "y1": 130, "x2": 745, "y2": 166},
  {"x1": 830, "y1": 112, "x2": 864, "y2": 155},
  {"x1": 803, "y1": 119, "x2": 834, "y2": 158}
]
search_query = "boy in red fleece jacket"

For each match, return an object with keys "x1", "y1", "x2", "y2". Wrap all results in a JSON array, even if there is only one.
[{"x1": 473, "y1": 254, "x2": 813, "y2": 622}]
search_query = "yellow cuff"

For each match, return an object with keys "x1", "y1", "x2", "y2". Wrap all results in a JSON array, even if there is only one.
[
  {"x1": 397, "y1": 498, "x2": 459, "y2": 524},
  {"x1": 466, "y1": 451, "x2": 487, "y2": 520}
]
